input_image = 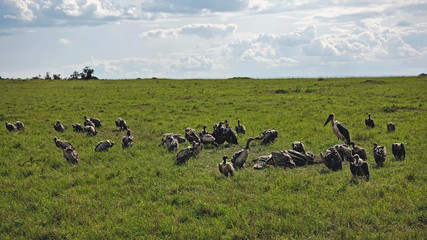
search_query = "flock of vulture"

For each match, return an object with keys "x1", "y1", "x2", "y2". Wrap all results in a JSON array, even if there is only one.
[
  {"x1": 5, "y1": 112, "x2": 406, "y2": 181},
  {"x1": 160, "y1": 113, "x2": 406, "y2": 181},
  {"x1": 6, "y1": 116, "x2": 133, "y2": 164}
]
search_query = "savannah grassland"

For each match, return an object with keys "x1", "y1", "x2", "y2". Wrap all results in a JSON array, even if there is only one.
[{"x1": 0, "y1": 77, "x2": 426, "y2": 239}]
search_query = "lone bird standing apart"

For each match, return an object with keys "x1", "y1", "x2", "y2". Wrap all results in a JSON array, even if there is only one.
[
  {"x1": 387, "y1": 122, "x2": 395, "y2": 132},
  {"x1": 218, "y1": 156, "x2": 235, "y2": 177},
  {"x1": 392, "y1": 143, "x2": 406, "y2": 161},
  {"x1": 63, "y1": 145, "x2": 79, "y2": 164},
  {"x1": 95, "y1": 140, "x2": 115, "y2": 152},
  {"x1": 54, "y1": 120, "x2": 66, "y2": 132},
  {"x1": 365, "y1": 114, "x2": 375, "y2": 128},
  {"x1": 350, "y1": 154, "x2": 370, "y2": 180},
  {"x1": 235, "y1": 119, "x2": 246, "y2": 134},
  {"x1": 324, "y1": 113, "x2": 350, "y2": 144},
  {"x1": 373, "y1": 143, "x2": 386, "y2": 166},
  {"x1": 122, "y1": 129, "x2": 134, "y2": 149}
]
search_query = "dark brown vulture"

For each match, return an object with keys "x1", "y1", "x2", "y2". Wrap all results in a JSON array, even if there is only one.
[
  {"x1": 122, "y1": 129, "x2": 134, "y2": 149},
  {"x1": 365, "y1": 114, "x2": 375, "y2": 128},
  {"x1": 373, "y1": 142, "x2": 387, "y2": 166},
  {"x1": 54, "y1": 120, "x2": 66, "y2": 132},
  {"x1": 95, "y1": 140, "x2": 115, "y2": 152},
  {"x1": 392, "y1": 143, "x2": 405, "y2": 161},
  {"x1": 350, "y1": 154, "x2": 370, "y2": 180},
  {"x1": 235, "y1": 119, "x2": 246, "y2": 134}
]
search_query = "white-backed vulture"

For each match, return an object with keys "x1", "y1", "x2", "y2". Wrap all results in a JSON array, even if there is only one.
[
  {"x1": 235, "y1": 119, "x2": 246, "y2": 134},
  {"x1": 321, "y1": 147, "x2": 343, "y2": 171},
  {"x1": 334, "y1": 144, "x2": 353, "y2": 162},
  {"x1": 88, "y1": 116, "x2": 102, "y2": 128},
  {"x1": 218, "y1": 156, "x2": 235, "y2": 177},
  {"x1": 122, "y1": 129, "x2": 134, "y2": 149},
  {"x1": 292, "y1": 141, "x2": 306, "y2": 154},
  {"x1": 350, "y1": 154, "x2": 370, "y2": 180},
  {"x1": 191, "y1": 141, "x2": 203, "y2": 157},
  {"x1": 5, "y1": 122, "x2": 16, "y2": 131},
  {"x1": 350, "y1": 142, "x2": 367, "y2": 161},
  {"x1": 84, "y1": 125, "x2": 97, "y2": 136},
  {"x1": 72, "y1": 123, "x2": 85, "y2": 132},
  {"x1": 54, "y1": 120, "x2": 65, "y2": 132},
  {"x1": 84, "y1": 116, "x2": 95, "y2": 129},
  {"x1": 365, "y1": 114, "x2": 375, "y2": 128},
  {"x1": 373, "y1": 142, "x2": 386, "y2": 166},
  {"x1": 387, "y1": 122, "x2": 395, "y2": 132},
  {"x1": 185, "y1": 128, "x2": 200, "y2": 143},
  {"x1": 231, "y1": 138, "x2": 256, "y2": 169},
  {"x1": 63, "y1": 145, "x2": 79, "y2": 164},
  {"x1": 257, "y1": 129, "x2": 278, "y2": 144},
  {"x1": 115, "y1": 118, "x2": 128, "y2": 131},
  {"x1": 95, "y1": 140, "x2": 115, "y2": 152},
  {"x1": 176, "y1": 146, "x2": 193, "y2": 165},
  {"x1": 392, "y1": 143, "x2": 405, "y2": 161},
  {"x1": 53, "y1": 137, "x2": 74, "y2": 150},
  {"x1": 15, "y1": 121, "x2": 24, "y2": 130},
  {"x1": 165, "y1": 135, "x2": 179, "y2": 152}
]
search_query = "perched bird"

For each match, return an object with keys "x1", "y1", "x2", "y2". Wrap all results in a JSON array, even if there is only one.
[
  {"x1": 165, "y1": 135, "x2": 179, "y2": 152},
  {"x1": 115, "y1": 118, "x2": 128, "y2": 131},
  {"x1": 84, "y1": 125, "x2": 97, "y2": 136},
  {"x1": 235, "y1": 119, "x2": 246, "y2": 134},
  {"x1": 257, "y1": 129, "x2": 278, "y2": 144},
  {"x1": 373, "y1": 143, "x2": 387, "y2": 166},
  {"x1": 176, "y1": 146, "x2": 193, "y2": 165},
  {"x1": 62, "y1": 145, "x2": 79, "y2": 164},
  {"x1": 387, "y1": 122, "x2": 395, "y2": 132},
  {"x1": 218, "y1": 156, "x2": 235, "y2": 177},
  {"x1": 185, "y1": 128, "x2": 200, "y2": 143},
  {"x1": 84, "y1": 116, "x2": 95, "y2": 129},
  {"x1": 350, "y1": 142, "x2": 367, "y2": 161},
  {"x1": 292, "y1": 141, "x2": 306, "y2": 154},
  {"x1": 72, "y1": 123, "x2": 85, "y2": 132},
  {"x1": 320, "y1": 147, "x2": 342, "y2": 171},
  {"x1": 54, "y1": 120, "x2": 66, "y2": 132},
  {"x1": 15, "y1": 121, "x2": 24, "y2": 130},
  {"x1": 334, "y1": 144, "x2": 353, "y2": 162},
  {"x1": 122, "y1": 129, "x2": 134, "y2": 149},
  {"x1": 95, "y1": 140, "x2": 115, "y2": 152},
  {"x1": 365, "y1": 114, "x2": 375, "y2": 128},
  {"x1": 350, "y1": 154, "x2": 370, "y2": 180},
  {"x1": 392, "y1": 143, "x2": 406, "y2": 161},
  {"x1": 5, "y1": 122, "x2": 17, "y2": 132},
  {"x1": 231, "y1": 138, "x2": 256, "y2": 169},
  {"x1": 53, "y1": 137, "x2": 74, "y2": 150},
  {"x1": 324, "y1": 113, "x2": 350, "y2": 144}
]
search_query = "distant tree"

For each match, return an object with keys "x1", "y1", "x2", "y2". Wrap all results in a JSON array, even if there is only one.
[
  {"x1": 70, "y1": 71, "x2": 80, "y2": 79},
  {"x1": 53, "y1": 74, "x2": 61, "y2": 80},
  {"x1": 81, "y1": 66, "x2": 95, "y2": 80},
  {"x1": 45, "y1": 72, "x2": 51, "y2": 80}
]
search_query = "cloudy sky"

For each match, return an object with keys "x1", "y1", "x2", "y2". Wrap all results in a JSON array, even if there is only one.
[{"x1": 0, "y1": 0, "x2": 426, "y2": 79}]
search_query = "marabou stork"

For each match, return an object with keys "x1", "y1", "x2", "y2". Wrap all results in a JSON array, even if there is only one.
[{"x1": 324, "y1": 113, "x2": 351, "y2": 144}]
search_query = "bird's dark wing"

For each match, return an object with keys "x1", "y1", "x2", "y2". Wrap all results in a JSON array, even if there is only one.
[{"x1": 337, "y1": 123, "x2": 350, "y2": 144}]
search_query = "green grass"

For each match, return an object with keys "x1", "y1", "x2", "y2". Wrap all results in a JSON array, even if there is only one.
[{"x1": 0, "y1": 77, "x2": 426, "y2": 239}]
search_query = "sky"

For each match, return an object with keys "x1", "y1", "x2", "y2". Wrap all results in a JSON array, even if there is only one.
[{"x1": 0, "y1": 0, "x2": 426, "y2": 79}]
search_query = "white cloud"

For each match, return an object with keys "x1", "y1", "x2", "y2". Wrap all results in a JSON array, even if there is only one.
[
  {"x1": 140, "y1": 24, "x2": 237, "y2": 39},
  {"x1": 3, "y1": 0, "x2": 37, "y2": 21},
  {"x1": 58, "y1": 38, "x2": 71, "y2": 44}
]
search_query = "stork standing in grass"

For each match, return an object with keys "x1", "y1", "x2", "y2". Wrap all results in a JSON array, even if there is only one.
[{"x1": 324, "y1": 113, "x2": 351, "y2": 144}]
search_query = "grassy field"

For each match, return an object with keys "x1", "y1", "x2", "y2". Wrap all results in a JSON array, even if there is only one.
[{"x1": 0, "y1": 77, "x2": 426, "y2": 239}]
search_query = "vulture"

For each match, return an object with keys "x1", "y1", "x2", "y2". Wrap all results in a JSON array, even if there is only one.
[
  {"x1": 235, "y1": 119, "x2": 246, "y2": 134},
  {"x1": 373, "y1": 143, "x2": 387, "y2": 166},
  {"x1": 392, "y1": 143, "x2": 406, "y2": 161},
  {"x1": 257, "y1": 129, "x2": 278, "y2": 144},
  {"x1": 223, "y1": 120, "x2": 238, "y2": 145},
  {"x1": 176, "y1": 146, "x2": 193, "y2": 165},
  {"x1": 63, "y1": 145, "x2": 79, "y2": 164},
  {"x1": 199, "y1": 125, "x2": 211, "y2": 137},
  {"x1": 165, "y1": 135, "x2": 179, "y2": 152},
  {"x1": 231, "y1": 138, "x2": 256, "y2": 169},
  {"x1": 84, "y1": 116, "x2": 95, "y2": 129},
  {"x1": 72, "y1": 123, "x2": 85, "y2": 132},
  {"x1": 271, "y1": 150, "x2": 296, "y2": 169},
  {"x1": 292, "y1": 141, "x2": 306, "y2": 154},
  {"x1": 191, "y1": 141, "x2": 203, "y2": 157},
  {"x1": 252, "y1": 154, "x2": 273, "y2": 170},
  {"x1": 287, "y1": 149, "x2": 314, "y2": 166},
  {"x1": 53, "y1": 137, "x2": 74, "y2": 150},
  {"x1": 54, "y1": 120, "x2": 66, "y2": 132},
  {"x1": 387, "y1": 122, "x2": 395, "y2": 132},
  {"x1": 365, "y1": 114, "x2": 375, "y2": 128},
  {"x1": 161, "y1": 133, "x2": 186, "y2": 145},
  {"x1": 350, "y1": 142, "x2": 367, "y2": 161},
  {"x1": 185, "y1": 128, "x2": 200, "y2": 143},
  {"x1": 84, "y1": 125, "x2": 97, "y2": 136},
  {"x1": 115, "y1": 118, "x2": 128, "y2": 131},
  {"x1": 334, "y1": 144, "x2": 353, "y2": 162},
  {"x1": 320, "y1": 147, "x2": 343, "y2": 171},
  {"x1": 324, "y1": 113, "x2": 351, "y2": 144},
  {"x1": 15, "y1": 121, "x2": 24, "y2": 130},
  {"x1": 200, "y1": 131, "x2": 218, "y2": 148},
  {"x1": 350, "y1": 154, "x2": 370, "y2": 180},
  {"x1": 5, "y1": 122, "x2": 17, "y2": 131},
  {"x1": 122, "y1": 129, "x2": 134, "y2": 149},
  {"x1": 87, "y1": 116, "x2": 102, "y2": 128},
  {"x1": 218, "y1": 156, "x2": 235, "y2": 177},
  {"x1": 212, "y1": 122, "x2": 226, "y2": 145},
  {"x1": 95, "y1": 140, "x2": 115, "y2": 152}
]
